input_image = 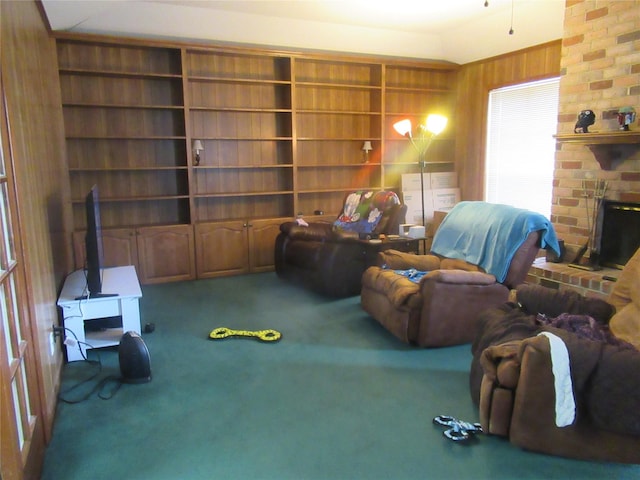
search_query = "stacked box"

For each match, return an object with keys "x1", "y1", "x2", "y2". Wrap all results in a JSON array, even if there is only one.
[
  {"x1": 401, "y1": 173, "x2": 431, "y2": 192},
  {"x1": 401, "y1": 172, "x2": 460, "y2": 226}
]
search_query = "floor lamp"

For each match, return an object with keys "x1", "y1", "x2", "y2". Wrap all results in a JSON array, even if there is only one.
[{"x1": 393, "y1": 114, "x2": 448, "y2": 227}]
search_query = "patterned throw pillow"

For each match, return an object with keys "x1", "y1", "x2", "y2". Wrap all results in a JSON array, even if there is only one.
[{"x1": 333, "y1": 190, "x2": 400, "y2": 235}]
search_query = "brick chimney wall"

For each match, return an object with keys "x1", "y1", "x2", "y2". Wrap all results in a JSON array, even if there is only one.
[{"x1": 553, "y1": 0, "x2": 640, "y2": 258}]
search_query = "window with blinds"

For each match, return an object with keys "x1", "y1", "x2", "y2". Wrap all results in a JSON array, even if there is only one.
[{"x1": 484, "y1": 77, "x2": 560, "y2": 218}]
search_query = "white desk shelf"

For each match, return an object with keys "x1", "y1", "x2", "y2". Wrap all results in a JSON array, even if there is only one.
[{"x1": 57, "y1": 265, "x2": 143, "y2": 361}]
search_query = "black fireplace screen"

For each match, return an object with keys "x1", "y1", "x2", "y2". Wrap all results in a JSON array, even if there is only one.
[{"x1": 598, "y1": 200, "x2": 640, "y2": 269}]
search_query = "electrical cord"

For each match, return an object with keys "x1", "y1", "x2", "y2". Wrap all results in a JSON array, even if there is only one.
[
  {"x1": 58, "y1": 270, "x2": 132, "y2": 403},
  {"x1": 58, "y1": 327, "x2": 124, "y2": 403}
]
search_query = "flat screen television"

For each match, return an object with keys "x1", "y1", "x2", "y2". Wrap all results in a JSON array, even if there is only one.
[{"x1": 79, "y1": 185, "x2": 116, "y2": 299}]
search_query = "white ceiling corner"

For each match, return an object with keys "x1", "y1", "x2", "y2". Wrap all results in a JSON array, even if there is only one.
[{"x1": 40, "y1": 0, "x2": 565, "y2": 64}]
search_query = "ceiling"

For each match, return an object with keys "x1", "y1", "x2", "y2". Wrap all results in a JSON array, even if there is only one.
[{"x1": 40, "y1": 0, "x2": 566, "y2": 64}]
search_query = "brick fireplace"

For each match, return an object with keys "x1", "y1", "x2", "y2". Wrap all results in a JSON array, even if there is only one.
[
  {"x1": 552, "y1": 0, "x2": 640, "y2": 262},
  {"x1": 526, "y1": 1, "x2": 639, "y2": 298}
]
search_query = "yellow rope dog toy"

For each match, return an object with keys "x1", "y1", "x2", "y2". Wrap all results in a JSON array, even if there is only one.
[{"x1": 209, "y1": 327, "x2": 282, "y2": 343}]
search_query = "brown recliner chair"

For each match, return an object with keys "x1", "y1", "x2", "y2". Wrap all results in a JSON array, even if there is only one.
[
  {"x1": 361, "y1": 201, "x2": 560, "y2": 347},
  {"x1": 275, "y1": 190, "x2": 407, "y2": 297},
  {"x1": 471, "y1": 247, "x2": 640, "y2": 464}
]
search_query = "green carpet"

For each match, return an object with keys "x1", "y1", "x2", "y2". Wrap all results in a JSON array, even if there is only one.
[{"x1": 42, "y1": 273, "x2": 639, "y2": 480}]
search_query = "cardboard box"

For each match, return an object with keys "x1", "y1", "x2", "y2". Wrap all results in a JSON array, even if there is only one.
[
  {"x1": 399, "y1": 224, "x2": 417, "y2": 237},
  {"x1": 430, "y1": 172, "x2": 458, "y2": 189},
  {"x1": 401, "y1": 173, "x2": 431, "y2": 192},
  {"x1": 402, "y1": 190, "x2": 435, "y2": 225},
  {"x1": 402, "y1": 188, "x2": 460, "y2": 225},
  {"x1": 432, "y1": 188, "x2": 460, "y2": 211},
  {"x1": 408, "y1": 225, "x2": 425, "y2": 238}
]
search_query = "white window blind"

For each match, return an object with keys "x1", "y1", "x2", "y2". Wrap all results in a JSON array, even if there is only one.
[{"x1": 485, "y1": 77, "x2": 560, "y2": 218}]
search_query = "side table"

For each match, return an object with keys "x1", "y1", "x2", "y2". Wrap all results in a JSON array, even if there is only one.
[{"x1": 57, "y1": 265, "x2": 143, "y2": 362}]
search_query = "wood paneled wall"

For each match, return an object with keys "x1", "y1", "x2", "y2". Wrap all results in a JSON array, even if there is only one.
[
  {"x1": 1, "y1": 0, "x2": 73, "y2": 446},
  {"x1": 0, "y1": 3, "x2": 562, "y2": 476},
  {"x1": 454, "y1": 41, "x2": 562, "y2": 201}
]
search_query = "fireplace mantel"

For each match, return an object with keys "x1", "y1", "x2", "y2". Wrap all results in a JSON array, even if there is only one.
[{"x1": 555, "y1": 131, "x2": 640, "y2": 169}]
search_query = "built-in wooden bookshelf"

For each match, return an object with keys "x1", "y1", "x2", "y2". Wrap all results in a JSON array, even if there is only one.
[
  {"x1": 58, "y1": 40, "x2": 195, "y2": 283},
  {"x1": 56, "y1": 35, "x2": 458, "y2": 283},
  {"x1": 383, "y1": 64, "x2": 456, "y2": 189},
  {"x1": 184, "y1": 49, "x2": 294, "y2": 223},
  {"x1": 293, "y1": 58, "x2": 383, "y2": 215}
]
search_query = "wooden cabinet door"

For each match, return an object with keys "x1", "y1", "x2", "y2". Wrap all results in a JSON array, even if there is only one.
[
  {"x1": 195, "y1": 221, "x2": 249, "y2": 278},
  {"x1": 73, "y1": 227, "x2": 139, "y2": 270},
  {"x1": 248, "y1": 218, "x2": 284, "y2": 272},
  {"x1": 104, "y1": 228, "x2": 139, "y2": 268},
  {"x1": 136, "y1": 224, "x2": 195, "y2": 284}
]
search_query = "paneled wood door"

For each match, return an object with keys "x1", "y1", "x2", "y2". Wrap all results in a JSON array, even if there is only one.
[{"x1": 0, "y1": 74, "x2": 44, "y2": 480}]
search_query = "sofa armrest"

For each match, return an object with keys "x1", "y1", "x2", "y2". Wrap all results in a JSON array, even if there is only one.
[{"x1": 478, "y1": 340, "x2": 522, "y2": 436}]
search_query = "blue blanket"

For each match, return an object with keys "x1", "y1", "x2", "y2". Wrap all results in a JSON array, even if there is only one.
[
  {"x1": 431, "y1": 201, "x2": 560, "y2": 283},
  {"x1": 392, "y1": 268, "x2": 429, "y2": 284}
]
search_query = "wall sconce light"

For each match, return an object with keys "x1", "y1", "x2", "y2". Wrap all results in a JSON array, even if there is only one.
[
  {"x1": 393, "y1": 114, "x2": 448, "y2": 226},
  {"x1": 193, "y1": 139, "x2": 204, "y2": 166},
  {"x1": 361, "y1": 141, "x2": 373, "y2": 163}
]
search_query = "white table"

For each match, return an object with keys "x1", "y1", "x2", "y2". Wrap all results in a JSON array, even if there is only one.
[{"x1": 57, "y1": 265, "x2": 142, "y2": 362}]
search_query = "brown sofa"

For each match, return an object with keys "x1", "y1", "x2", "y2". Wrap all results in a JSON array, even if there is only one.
[
  {"x1": 274, "y1": 190, "x2": 407, "y2": 297},
  {"x1": 471, "y1": 247, "x2": 640, "y2": 464},
  {"x1": 361, "y1": 201, "x2": 559, "y2": 347}
]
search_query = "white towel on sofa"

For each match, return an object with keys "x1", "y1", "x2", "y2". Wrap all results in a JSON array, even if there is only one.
[{"x1": 537, "y1": 331, "x2": 576, "y2": 427}]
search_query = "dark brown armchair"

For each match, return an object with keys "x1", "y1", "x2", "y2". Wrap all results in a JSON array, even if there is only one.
[
  {"x1": 471, "y1": 248, "x2": 640, "y2": 464},
  {"x1": 274, "y1": 190, "x2": 407, "y2": 297}
]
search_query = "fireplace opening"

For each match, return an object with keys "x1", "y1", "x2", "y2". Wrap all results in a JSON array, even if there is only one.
[{"x1": 597, "y1": 200, "x2": 640, "y2": 269}]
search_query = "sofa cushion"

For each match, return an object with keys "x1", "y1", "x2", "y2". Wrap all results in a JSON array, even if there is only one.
[
  {"x1": 424, "y1": 270, "x2": 497, "y2": 285},
  {"x1": 607, "y1": 246, "x2": 640, "y2": 311},
  {"x1": 609, "y1": 247, "x2": 640, "y2": 349},
  {"x1": 378, "y1": 250, "x2": 441, "y2": 271},
  {"x1": 587, "y1": 340, "x2": 640, "y2": 436},
  {"x1": 609, "y1": 303, "x2": 640, "y2": 350},
  {"x1": 502, "y1": 231, "x2": 541, "y2": 288},
  {"x1": 516, "y1": 284, "x2": 615, "y2": 324},
  {"x1": 440, "y1": 258, "x2": 483, "y2": 272}
]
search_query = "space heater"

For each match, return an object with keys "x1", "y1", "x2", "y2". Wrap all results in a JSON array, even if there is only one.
[{"x1": 118, "y1": 331, "x2": 152, "y2": 384}]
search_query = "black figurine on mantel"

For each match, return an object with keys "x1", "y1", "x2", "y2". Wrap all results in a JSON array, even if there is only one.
[{"x1": 574, "y1": 109, "x2": 596, "y2": 133}]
